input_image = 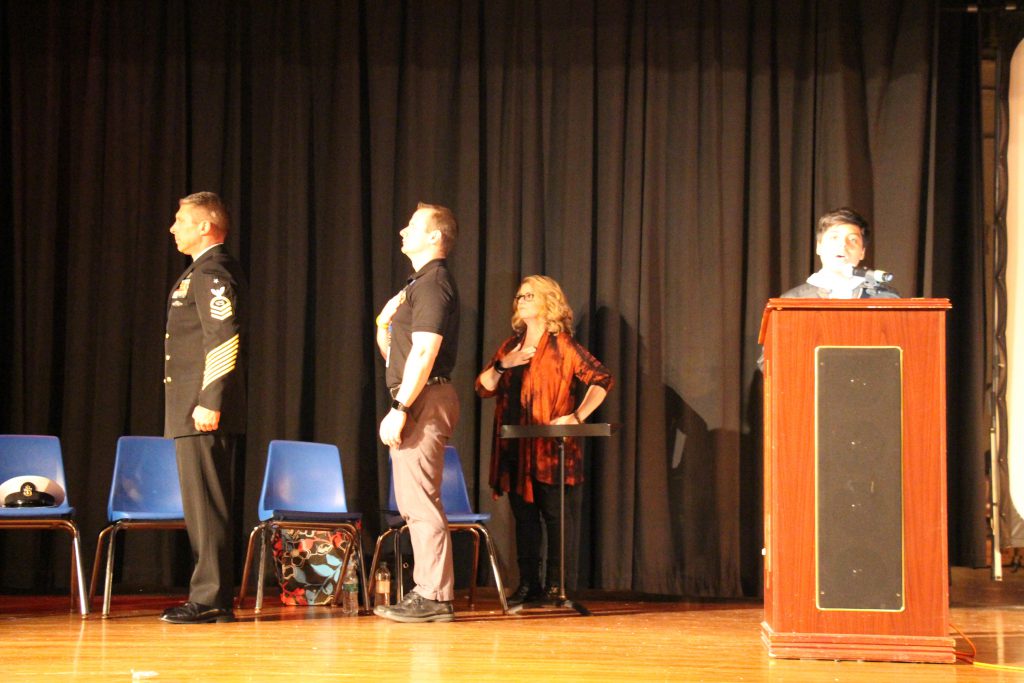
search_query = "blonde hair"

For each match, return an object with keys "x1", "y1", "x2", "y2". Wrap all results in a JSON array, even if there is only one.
[{"x1": 511, "y1": 275, "x2": 574, "y2": 335}]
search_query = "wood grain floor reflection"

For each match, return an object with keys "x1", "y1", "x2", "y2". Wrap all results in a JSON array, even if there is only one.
[{"x1": 2, "y1": 567, "x2": 1024, "y2": 681}]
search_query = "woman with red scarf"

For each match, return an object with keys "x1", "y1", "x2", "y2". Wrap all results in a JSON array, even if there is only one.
[{"x1": 476, "y1": 275, "x2": 613, "y2": 606}]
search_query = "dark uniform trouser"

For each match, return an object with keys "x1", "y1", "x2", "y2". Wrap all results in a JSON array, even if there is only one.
[{"x1": 175, "y1": 433, "x2": 236, "y2": 609}]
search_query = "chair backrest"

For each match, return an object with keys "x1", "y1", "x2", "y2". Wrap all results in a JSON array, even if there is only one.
[
  {"x1": 440, "y1": 445, "x2": 474, "y2": 515},
  {"x1": 108, "y1": 436, "x2": 182, "y2": 520},
  {"x1": 387, "y1": 470, "x2": 398, "y2": 512},
  {"x1": 259, "y1": 440, "x2": 349, "y2": 521},
  {"x1": 387, "y1": 445, "x2": 474, "y2": 515},
  {"x1": 0, "y1": 435, "x2": 72, "y2": 513}
]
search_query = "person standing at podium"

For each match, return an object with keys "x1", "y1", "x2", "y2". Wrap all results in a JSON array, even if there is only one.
[
  {"x1": 782, "y1": 208, "x2": 899, "y2": 299},
  {"x1": 476, "y1": 275, "x2": 613, "y2": 606}
]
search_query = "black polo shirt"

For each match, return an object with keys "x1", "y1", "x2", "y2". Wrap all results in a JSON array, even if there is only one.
[{"x1": 386, "y1": 258, "x2": 460, "y2": 389}]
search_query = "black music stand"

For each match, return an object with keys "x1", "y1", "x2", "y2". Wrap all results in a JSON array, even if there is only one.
[{"x1": 499, "y1": 422, "x2": 617, "y2": 616}]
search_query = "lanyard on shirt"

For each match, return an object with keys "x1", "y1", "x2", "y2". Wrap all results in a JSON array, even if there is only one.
[{"x1": 384, "y1": 276, "x2": 419, "y2": 368}]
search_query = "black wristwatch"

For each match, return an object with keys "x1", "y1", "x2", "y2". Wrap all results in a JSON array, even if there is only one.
[
  {"x1": 391, "y1": 399, "x2": 409, "y2": 413},
  {"x1": 494, "y1": 359, "x2": 507, "y2": 374}
]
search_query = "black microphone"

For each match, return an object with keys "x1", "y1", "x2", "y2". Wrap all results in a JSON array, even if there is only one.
[{"x1": 852, "y1": 266, "x2": 894, "y2": 284}]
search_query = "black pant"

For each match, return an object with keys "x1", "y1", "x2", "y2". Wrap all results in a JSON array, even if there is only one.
[
  {"x1": 175, "y1": 433, "x2": 237, "y2": 609},
  {"x1": 509, "y1": 478, "x2": 581, "y2": 590}
]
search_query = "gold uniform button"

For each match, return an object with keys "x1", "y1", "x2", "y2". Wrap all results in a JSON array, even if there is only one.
[
  {"x1": 165, "y1": 333, "x2": 170, "y2": 339},
  {"x1": 165, "y1": 377, "x2": 172, "y2": 383},
  {"x1": 165, "y1": 355, "x2": 171, "y2": 361}
]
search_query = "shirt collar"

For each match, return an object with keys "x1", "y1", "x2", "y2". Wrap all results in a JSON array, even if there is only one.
[
  {"x1": 806, "y1": 268, "x2": 866, "y2": 299},
  {"x1": 408, "y1": 257, "x2": 446, "y2": 284}
]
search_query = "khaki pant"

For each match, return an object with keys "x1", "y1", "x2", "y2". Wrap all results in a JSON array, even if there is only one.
[{"x1": 390, "y1": 383, "x2": 460, "y2": 602}]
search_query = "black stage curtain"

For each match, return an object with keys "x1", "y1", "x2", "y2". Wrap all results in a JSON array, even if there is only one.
[{"x1": 0, "y1": 0, "x2": 988, "y2": 598}]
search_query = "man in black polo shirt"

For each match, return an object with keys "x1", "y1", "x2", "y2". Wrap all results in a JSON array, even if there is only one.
[{"x1": 373, "y1": 202, "x2": 461, "y2": 623}]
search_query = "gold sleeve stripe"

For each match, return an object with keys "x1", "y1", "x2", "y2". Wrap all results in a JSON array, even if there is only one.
[
  {"x1": 204, "y1": 336, "x2": 239, "y2": 367},
  {"x1": 202, "y1": 334, "x2": 240, "y2": 390},
  {"x1": 203, "y1": 357, "x2": 238, "y2": 388}
]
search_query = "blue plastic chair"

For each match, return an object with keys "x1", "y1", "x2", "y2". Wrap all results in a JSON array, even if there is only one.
[
  {"x1": 0, "y1": 435, "x2": 88, "y2": 615},
  {"x1": 237, "y1": 440, "x2": 368, "y2": 611},
  {"x1": 87, "y1": 436, "x2": 185, "y2": 616},
  {"x1": 368, "y1": 445, "x2": 508, "y2": 613}
]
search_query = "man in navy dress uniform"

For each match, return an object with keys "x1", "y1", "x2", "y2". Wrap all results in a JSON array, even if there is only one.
[{"x1": 160, "y1": 191, "x2": 247, "y2": 624}]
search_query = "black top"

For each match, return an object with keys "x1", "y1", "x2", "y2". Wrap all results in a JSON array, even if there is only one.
[{"x1": 386, "y1": 258, "x2": 460, "y2": 388}]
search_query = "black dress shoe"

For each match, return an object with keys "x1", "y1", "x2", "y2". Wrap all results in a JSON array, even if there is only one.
[
  {"x1": 507, "y1": 583, "x2": 546, "y2": 606},
  {"x1": 161, "y1": 601, "x2": 235, "y2": 624}
]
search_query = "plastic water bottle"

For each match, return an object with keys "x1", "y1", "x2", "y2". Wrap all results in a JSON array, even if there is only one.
[
  {"x1": 341, "y1": 560, "x2": 360, "y2": 616},
  {"x1": 374, "y1": 562, "x2": 392, "y2": 607}
]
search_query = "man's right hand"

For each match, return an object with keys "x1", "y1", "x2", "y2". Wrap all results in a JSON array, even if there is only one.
[
  {"x1": 192, "y1": 405, "x2": 221, "y2": 432},
  {"x1": 376, "y1": 291, "x2": 405, "y2": 328}
]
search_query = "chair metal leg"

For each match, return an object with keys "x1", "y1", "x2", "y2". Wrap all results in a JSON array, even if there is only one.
[
  {"x1": 68, "y1": 529, "x2": 78, "y2": 611},
  {"x1": 467, "y1": 528, "x2": 481, "y2": 607},
  {"x1": 68, "y1": 523, "x2": 89, "y2": 616},
  {"x1": 355, "y1": 532, "x2": 370, "y2": 610},
  {"x1": 476, "y1": 525, "x2": 509, "y2": 614},
  {"x1": 367, "y1": 530, "x2": 385, "y2": 602},
  {"x1": 395, "y1": 527, "x2": 407, "y2": 602},
  {"x1": 102, "y1": 524, "x2": 121, "y2": 617},
  {"x1": 331, "y1": 535, "x2": 357, "y2": 609},
  {"x1": 255, "y1": 525, "x2": 268, "y2": 612},
  {"x1": 88, "y1": 525, "x2": 114, "y2": 609},
  {"x1": 236, "y1": 522, "x2": 264, "y2": 610},
  {"x1": 368, "y1": 528, "x2": 400, "y2": 607}
]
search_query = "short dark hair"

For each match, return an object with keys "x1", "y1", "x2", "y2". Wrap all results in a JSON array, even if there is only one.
[
  {"x1": 417, "y1": 202, "x2": 458, "y2": 254},
  {"x1": 180, "y1": 191, "x2": 231, "y2": 235},
  {"x1": 816, "y1": 207, "x2": 869, "y2": 244}
]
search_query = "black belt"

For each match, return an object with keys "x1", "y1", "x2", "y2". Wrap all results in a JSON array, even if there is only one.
[{"x1": 389, "y1": 376, "x2": 450, "y2": 398}]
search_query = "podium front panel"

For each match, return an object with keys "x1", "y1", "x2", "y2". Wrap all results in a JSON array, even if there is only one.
[{"x1": 815, "y1": 346, "x2": 904, "y2": 612}]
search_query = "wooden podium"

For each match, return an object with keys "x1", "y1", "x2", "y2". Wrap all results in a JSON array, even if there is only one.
[{"x1": 758, "y1": 298, "x2": 955, "y2": 663}]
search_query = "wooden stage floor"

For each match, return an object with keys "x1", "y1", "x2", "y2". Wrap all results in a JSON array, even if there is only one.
[{"x1": 3, "y1": 567, "x2": 1024, "y2": 681}]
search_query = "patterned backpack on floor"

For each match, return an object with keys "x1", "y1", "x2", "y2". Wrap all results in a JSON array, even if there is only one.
[{"x1": 271, "y1": 529, "x2": 350, "y2": 605}]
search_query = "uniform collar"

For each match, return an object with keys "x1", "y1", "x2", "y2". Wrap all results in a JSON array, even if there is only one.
[{"x1": 192, "y1": 242, "x2": 225, "y2": 263}]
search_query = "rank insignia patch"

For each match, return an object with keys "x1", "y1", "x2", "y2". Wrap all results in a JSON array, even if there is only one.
[{"x1": 210, "y1": 286, "x2": 234, "y2": 320}]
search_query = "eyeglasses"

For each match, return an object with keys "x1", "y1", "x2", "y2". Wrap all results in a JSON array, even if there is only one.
[{"x1": 514, "y1": 292, "x2": 535, "y2": 303}]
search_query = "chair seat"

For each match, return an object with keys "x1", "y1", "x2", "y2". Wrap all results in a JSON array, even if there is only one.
[
  {"x1": 448, "y1": 512, "x2": 491, "y2": 524},
  {"x1": 382, "y1": 510, "x2": 490, "y2": 526},
  {"x1": 270, "y1": 509, "x2": 362, "y2": 523},
  {"x1": 0, "y1": 506, "x2": 75, "y2": 519},
  {"x1": 109, "y1": 511, "x2": 184, "y2": 522}
]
